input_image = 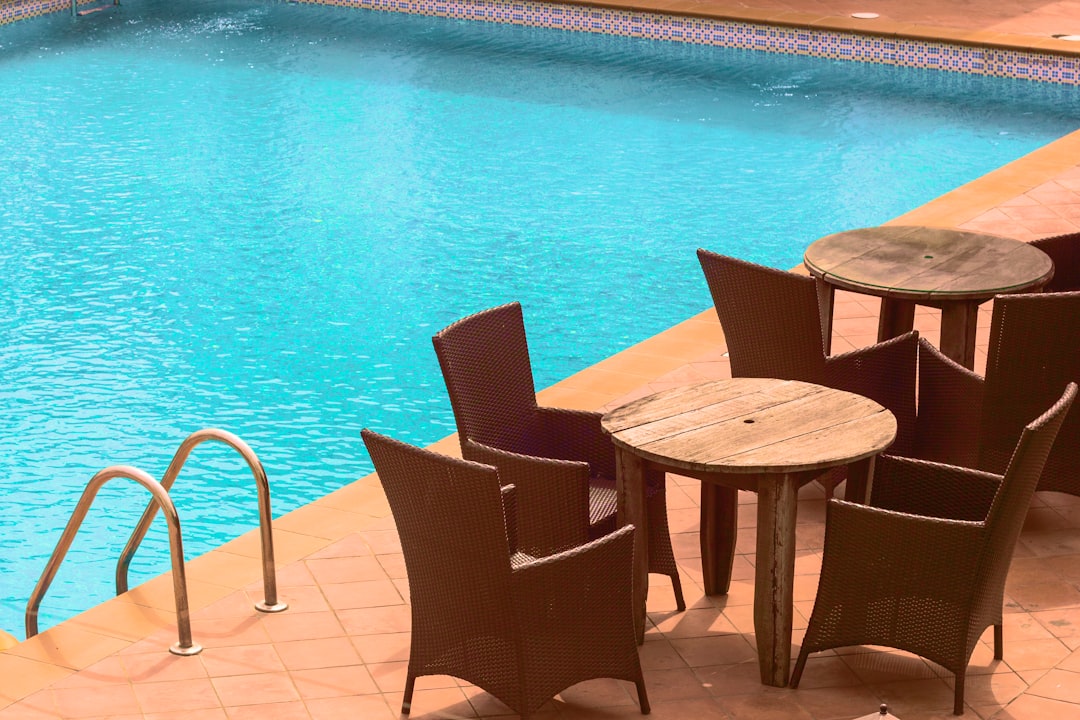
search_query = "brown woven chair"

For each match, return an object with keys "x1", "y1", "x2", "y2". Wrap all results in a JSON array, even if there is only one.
[
  {"x1": 1030, "y1": 232, "x2": 1080, "y2": 292},
  {"x1": 790, "y1": 382, "x2": 1076, "y2": 715},
  {"x1": 361, "y1": 429, "x2": 650, "y2": 720},
  {"x1": 914, "y1": 291, "x2": 1080, "y2": 498},
  {"x1": 433, "y1": 302, "x2": 684, "y2": 610},
  {"x1": 696, "y1": 249, "x2": 919, "y2": 497}
]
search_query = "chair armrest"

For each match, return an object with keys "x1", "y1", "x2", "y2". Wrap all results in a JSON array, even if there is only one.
[
  {"x1": 821, "y1": 500, "x2": 985, "y2": 596},
  {"x1": 534, "y1": 406, "x2": 617, "y2": 479},
  {"x1": 870, "y1": 454, "x2": 1001, "y2": 522},
  {"x1": 915, "y1": 338, "x2": 984, "y2": 466},
  {"x1": 463, "y1": 439, "x2": 592, "y2": 556},
  {"x1": 501, "y1": 484, "x2": 517, "y2": 554},
  {"x1": 825, "y1": 331, "x2": 918, "y2": 455},
  {"x1": 511, "y1": 524, "x2": 636, "y2": 628}
]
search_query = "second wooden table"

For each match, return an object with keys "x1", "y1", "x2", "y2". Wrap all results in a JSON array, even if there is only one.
[{"x1": 804, "y1": 225, "x2": 1053, "y2": 369}]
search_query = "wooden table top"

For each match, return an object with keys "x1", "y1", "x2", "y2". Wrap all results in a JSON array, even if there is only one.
[
  {"x1": 600, "y1": 378, "x2": 897, "y2": 476},
  {"x1": 804, "y1": 225, "x2": 1053, "y2": 301}
]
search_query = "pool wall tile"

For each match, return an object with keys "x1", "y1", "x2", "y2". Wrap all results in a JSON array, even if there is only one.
[
  {"x1": 4, "y1": 0, "x2": 1080, "y2": 86},
  {"x1": 297, "y1": 0, "x2": 1080, "y2": 85},
  {"x1": 1, "y1": 0, "x2": 71, "y2": 22}
]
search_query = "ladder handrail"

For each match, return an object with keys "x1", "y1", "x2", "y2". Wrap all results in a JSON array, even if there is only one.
[
  {"x1": 115, "y1": 428, "x2": 287, "y2": 614},
  {"x1": 26, "y1": 465, "x2": 202, "y2": 656}
]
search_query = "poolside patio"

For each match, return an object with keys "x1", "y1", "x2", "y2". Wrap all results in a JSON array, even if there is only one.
[{"x1": 3, "y1": 0, "x2": 1080, "y2": 717}]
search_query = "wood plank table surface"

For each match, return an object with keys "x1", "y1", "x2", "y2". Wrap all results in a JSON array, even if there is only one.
[
  {"x1": 804, "y1": 226, "x2": 1053, "y2": 369},
  {"x1": 601, "y1": 378, "x2": 896, "y2": 687}
]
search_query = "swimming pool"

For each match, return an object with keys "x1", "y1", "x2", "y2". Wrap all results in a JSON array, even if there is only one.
[{"x1": 1, "y1": 0, "x2": 1078, "y2": 638}]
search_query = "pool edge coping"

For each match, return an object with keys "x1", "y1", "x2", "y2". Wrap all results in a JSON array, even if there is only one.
[
  {"x1": 5, "y1": 0, "x2": 1080, "y2": 82},
  {"x1": 4, "y1": 0, "x2": 1080, "y2": 59}
]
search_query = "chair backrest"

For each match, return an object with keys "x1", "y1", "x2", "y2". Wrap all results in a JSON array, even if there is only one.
[
  {"x1": 361, "y1": 430, "x2": 517, "y2": 656},
  {"x1": 977, "y1": 292, "x2": 1080, "y2": 496},
  {"x1": 1030, "y1": 233, "x2": 1080, "y2": 293},
  {"x1": 976, "y1": 383, "x2": 1076, "y2": 605},
  {"x1": 432, "y1": 302, "x2": 540, "y2": 452},
  {"x1": 697, "y1": 248, "x2": 828, "y2": 383}
]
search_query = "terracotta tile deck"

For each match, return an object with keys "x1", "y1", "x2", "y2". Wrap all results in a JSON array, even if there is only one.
[{"x1": 4, "y1": 2, "x2": 1080, "y2": 719}]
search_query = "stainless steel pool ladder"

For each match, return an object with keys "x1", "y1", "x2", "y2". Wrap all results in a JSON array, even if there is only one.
[{"x1": 25, "y1": 428, "x2": 288, "y2": 655}]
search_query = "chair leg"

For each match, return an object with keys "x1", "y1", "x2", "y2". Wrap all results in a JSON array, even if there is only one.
[
  {"x1": 402, "y1": 674, "x2": 416, "y2": 716},
  {"x1": 994, "y1": 623, "x2": 1003, "y2": 660},
  {"x1": 670, "y1": 571, "x2": 686, "y2": 612},
  {"x1": 646, "y1": 477, "x2": 684, "y2": 612},
  {"x1": 953, "y1": 671, "x2": 966, "y2": 715},
  {"x1": 789, "y1": 646, "x2": 810, "y2": 688},
  {"x1": 635, "y1": 677, "x2": 651, "y2": 715}
]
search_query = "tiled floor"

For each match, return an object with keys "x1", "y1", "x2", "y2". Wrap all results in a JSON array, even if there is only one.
[{"x1": 4, "y1": 2, "x2": 1080, "y2": 719}]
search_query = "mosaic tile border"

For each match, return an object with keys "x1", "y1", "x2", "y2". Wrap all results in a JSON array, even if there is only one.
[
  {"x1": 1, "y1": 0, "x2": 71, "y2": 24},
  {"x1": 3, "y1": 0, "x2": 1080, "y2": 85},
  {"x1": 305, "y1": 0, "x2": 1080, "y2": 83}
]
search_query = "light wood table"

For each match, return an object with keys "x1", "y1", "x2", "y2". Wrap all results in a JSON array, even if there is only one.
[
  {"x1": 804, "y1": 226, "x2": 1053, "y2": 369},
  {"x1": 601, "y1": 378, "x2": 896, "y2": 687}
]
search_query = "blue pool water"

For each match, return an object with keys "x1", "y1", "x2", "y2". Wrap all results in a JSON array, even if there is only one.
[{"x1": 1, "y1": 0, "x2": 1078, "y2": 638}]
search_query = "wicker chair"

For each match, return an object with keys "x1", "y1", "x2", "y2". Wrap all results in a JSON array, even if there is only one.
[
  {"x1": 696, "y1": 249, "x2": 919, "y2": 497},
  {"x1": 790, "y1": 382, "x2": 1076, "y2": 715},
  {"x1": 361, "y1": 429, "x2": 650, "y2": 720},
  {"x1": 433, "y1": 302, "x2": 684, "y2": 610},
  {"x1": 914, "y1": 291, "x2": 1080, "y2": 498},
  {"x1": 1030, "y1": 232, "x2": 1080, "y2": 292}
]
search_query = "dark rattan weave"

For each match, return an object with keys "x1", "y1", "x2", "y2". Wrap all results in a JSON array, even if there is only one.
[
  {"x1": 696, "y1": 249, "x2": 919, "y2": 495},
  {"x1": 433, "y1": 302, "x2": 684, "y2": 609},
  {"x1": 790, "y1": 383, "x2": 1077, "y2": 715},
  {"x1": 914, "y1": 291, "x2": 1080, "y2": 498},
  {"x1": 1030, "y1": 232, "x2": 1080, "y2": 292},
  {"x1": 362, "y1": 429, "x2": 650, "y2": 719}
]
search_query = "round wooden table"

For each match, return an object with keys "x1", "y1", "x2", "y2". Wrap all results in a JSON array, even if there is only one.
[
  {"x1": 804, "y1": 225, "x2": 1054, "y2": 369},
  {"x1": 601, "y1": 378, "x2": 896, "y2": 687}
]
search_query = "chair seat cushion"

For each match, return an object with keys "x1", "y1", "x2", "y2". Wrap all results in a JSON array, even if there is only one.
[
  {"x1": 589, "y1": 483, "x2": 619, "y2": 532},
  {"x1": 510, "y1": 551, "x2": 538, "y2": 569},
  {"x1": 588, "y1": 474, "x2": 665, "y2": 535}
]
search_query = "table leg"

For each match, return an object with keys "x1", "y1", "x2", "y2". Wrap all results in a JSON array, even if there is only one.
[
  {"x1": 842, "y1": 456, "x2": 876, "y2": 504},
  {"x1": 699, "y1": 482, "x2": 738, "y2": 595},
  {"x1": 877, "y1": 297, "x2": 916, "y2": 342},
  {"x1": 754, "y1": 473, "x2": 798, "y2": 687},
  {"x1": 814, "y1": 279, "x2": 835, "y2": 355},
  {"x1": 939, "y1": 300, "x2": 980, "y2": 370},
  {"x1": 616, "y1": 448, "x2": 649, "y2": 644}
]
